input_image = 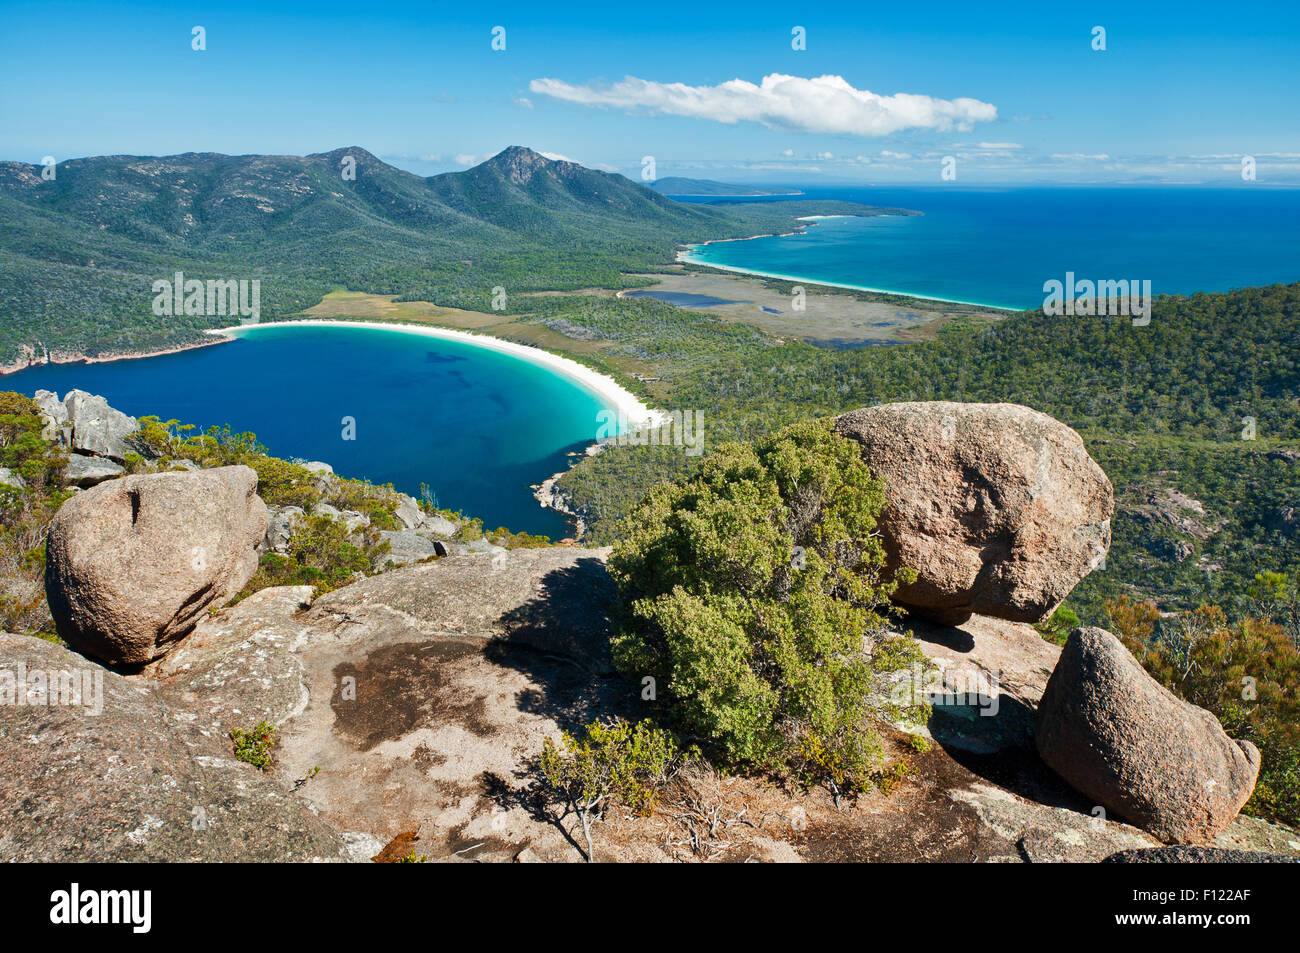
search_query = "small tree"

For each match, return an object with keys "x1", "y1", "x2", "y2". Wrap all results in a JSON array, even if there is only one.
[
  {"x1": 607, "y1": 418, "x2": 924, "y2": 798},
  {"x1": 1246, "y1": 570, "x2": 1300, "y2": 651},
  {"x1": 539, "y1": 718, "x2": 679, "y2": 862},
  {"x1": 1103, "y1": 593, "x2": 1162, "y2": 659},
  {"x1": 1036, "y1": 604, "x2": 1081, "y2": 646}
]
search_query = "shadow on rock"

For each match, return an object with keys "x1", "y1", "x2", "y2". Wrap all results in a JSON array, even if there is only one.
[
  {"x1": 485, "y1": 557, "x2": 642, "y2": 734},
  {"x1": 928, "y1": 697, "x2": 1104, "y2": 819}
]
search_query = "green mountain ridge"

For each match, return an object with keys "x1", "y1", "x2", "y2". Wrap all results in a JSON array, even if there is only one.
[{"x1": 0, "y1": 146, "x2": 896, "y2": 364}]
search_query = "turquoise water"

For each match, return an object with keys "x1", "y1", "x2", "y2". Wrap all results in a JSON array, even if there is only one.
[
  {"x1": 8, "y1": 324, "x2": 616, "y2": 537},
  {"x1": 681, "y1": 187, "x2": 1300, "y2": 310}
]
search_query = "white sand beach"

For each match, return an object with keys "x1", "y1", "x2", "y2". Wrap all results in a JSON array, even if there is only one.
[{"x1": 207, "y1": 319, "x2": 667, "y2": 430}]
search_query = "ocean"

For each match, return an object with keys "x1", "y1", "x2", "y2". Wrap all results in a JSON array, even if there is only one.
[
  {"x1": 7, "y1": 324, "x2": 615, "y2": 538},
  {"x1": 677, "y1": 187, "x2": 1300, "y2": 311}
]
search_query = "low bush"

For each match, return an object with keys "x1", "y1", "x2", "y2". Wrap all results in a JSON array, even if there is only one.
[{"x1": 607, "y1": 418, "x2": 925, "y2": 800}]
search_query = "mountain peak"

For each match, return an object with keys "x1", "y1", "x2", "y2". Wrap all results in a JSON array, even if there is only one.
[
  {"x1": 308, "y1": 146, "x2": 383, "y2": 165},
  {"x1": 483, "y1": 146, "x2": 558, "y2": 184}
]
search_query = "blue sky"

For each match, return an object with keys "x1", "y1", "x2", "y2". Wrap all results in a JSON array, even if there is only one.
[{"x1": 2, "y1": 0, "x2": 1298, "y2": 184}]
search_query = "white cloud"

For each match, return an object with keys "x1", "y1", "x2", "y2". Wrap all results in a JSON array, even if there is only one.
[
  {"x1": 454, "y1": 153, "x2": 491, "y2": 166},
  {"x1": 1050, "y1": 153, "x2": 1111, "y2": 161},
  {"x1": 977, "y1": 142, "x2": 1021, "y2": 150},
  {"x1": 529, "y1": 73, "x2": 996, "y2": 136}
]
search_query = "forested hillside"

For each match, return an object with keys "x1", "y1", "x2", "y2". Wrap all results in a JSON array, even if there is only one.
[
  {"x1": 552, "y1": 282, "x2": 1300, "y2": 623},
  {"x1": 0, "y1": 146, "x2": 899, "y2": 365}
]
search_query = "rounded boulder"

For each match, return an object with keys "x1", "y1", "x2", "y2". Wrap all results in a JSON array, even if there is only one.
[
  {"x1": 834, "y1": 401, "x2": 1112, "y2": 625},
  {"x1": 45, "y1": 465, "x2": 268, "y2": 664}
]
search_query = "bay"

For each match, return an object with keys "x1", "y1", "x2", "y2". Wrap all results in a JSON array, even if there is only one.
[
  {"x1": 678, "y1": 187, "x2": 1300, "y2": 311},
  {"x1": 6, "y1": 323, "x2": 618, "y2": 538}
]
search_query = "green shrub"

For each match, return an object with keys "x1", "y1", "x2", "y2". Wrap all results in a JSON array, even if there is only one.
[
  {"x1": 1036, "y1": 604, "x2": 1080, "y2": 646},
  {"x1": 539, "y1": 717, "x2": 681, "y2": 861},
  {"x1": 235, "y1": 517, "x2": 388, "y2": 600},
  {"x1": 0, "y1": 393, "x2": 70, "y2": 636},
  {"x1": 606, "y1": 418, "x2": 924, "y2": 799},
  {"x1": 230, "y1": 721, "x2": 277, "y2": 771}
]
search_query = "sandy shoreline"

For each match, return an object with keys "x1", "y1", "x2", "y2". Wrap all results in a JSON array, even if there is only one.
[
  {"x1": 678, "y1": 247, "x2": 1017, "y2": 311},
  {"x1": 678, "y1": 214, "x2": 1017, "y2": 311},
  {"x1": 208, "y1": 319, "x2": 666, "y2": 430}
]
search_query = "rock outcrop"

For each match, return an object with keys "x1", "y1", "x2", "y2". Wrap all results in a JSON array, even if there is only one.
[
  {"x1": 45, "y1": 465, "x2": 268, "y2": 665},
  {"x1": 62, "y1": 454, "x2": 125, "y2": 488},
  {"x1": 6, "y1": 539, "x2": 1296, "y2": 862},
  {"x1": 263, "y1": 505, "x2": 304, "y2": 554},
  {"x1": 374, "y1": 528, "x2": 438, "y2": 567},
  {"x1": 834, "y1": 401, "x2": 1112, "y2": 625},
  {"x1": 1035, "y1": 626, "x2": 1261, "y2": 844},
  {"x1": 0, "y1": 632, "x2": 346, "y2": 862},
  {"x1": 61, "y1": 389, "x2": 138, "y2": 461},
  {"x1": 147, "y1": 547, "x2": 628, "y2": 861},
  {"x1": 33, "y1": 389, "x2": 136, "y2": 487}
]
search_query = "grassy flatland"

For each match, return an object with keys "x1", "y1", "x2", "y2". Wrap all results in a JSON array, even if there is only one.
[
  {"x1": 621, "y1": 267, "x2": 1006, "y2": 347},
  {"x1": 303, "y1": 291, "x2": 500, "y2": 328},
  {"x1": 297, "y1": 289, "x2": 672, "y2": 393}
]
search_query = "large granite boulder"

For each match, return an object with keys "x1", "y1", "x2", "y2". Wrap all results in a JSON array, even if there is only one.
[
  {"x1": 0, "y1": 632, "x2": 345, "y2": 862},
  {"x1": 45, "y1": 465, "x2": 269, "y2": 665},
  {"x1": 1035, "y1": 627, "x2": 1261, "y2": 844},
  {"x1": 62, "y1": 389, "x2": 138, "y2": 461},
  {"x1": 834, "y1": 401, "x2": 1112, "y2": 625}
]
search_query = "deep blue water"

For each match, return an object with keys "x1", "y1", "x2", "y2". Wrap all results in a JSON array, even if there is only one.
[
  {"x1": 680, "y1": 187, "x2": 1300, "y2": 310},
  {"x1": 7, "y1": 324, "x2": 616, "y2": 538}
]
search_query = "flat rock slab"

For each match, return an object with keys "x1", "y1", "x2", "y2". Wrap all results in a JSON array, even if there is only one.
[
  {"x1": 1105, "y1": 846, "x2": 1298, "y2": 863},
  {"x1": 0, "y1": 633, "x2": 344, "y2": 862},
  {"x1": 142, "y1": 548, "x2": 643, "y2": 862},
  {"x1": 906, "y1": 612, "x2": 1062, "y2": 753},
  {"x1": 281, "y1": 548, "x2": 630, "y2": 859}
]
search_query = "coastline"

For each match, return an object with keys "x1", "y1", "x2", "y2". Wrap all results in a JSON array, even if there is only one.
[
  {"x1": 678, "y1": 246, "x2": 1021, "y2": 312},
  {"x1": 214, "y1": 318, "x2": 666, "y2": 542},
  {"x1": 0, "y1": 335, "x2": 235, "y2": 377},
  {"x1": 209, "y1": 318, "x2": 667, "y2": 431}
]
